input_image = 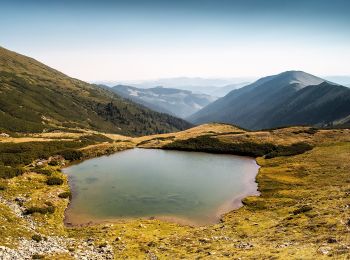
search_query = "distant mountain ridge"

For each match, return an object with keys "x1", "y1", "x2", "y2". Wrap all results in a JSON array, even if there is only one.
[
  {"x1": 110, "y1": 85, "x2": 217, "y2": 118},
  {"x1": 0, "y1": 47, "x2": 192, "y2": 135},
  {"x1": 103, "y1": 77, "x2": 255, "y2": 95},
  {"x1": 188, "y1": 71, "x2": 350, "y2": 129}
]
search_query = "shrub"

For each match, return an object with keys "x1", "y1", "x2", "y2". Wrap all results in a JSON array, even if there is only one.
[
  {"x1": 163, "y1": 136, "x2": 276, "y2": 157},
  {"x1": 164, "y1": 136, "x2": 313, "y2": 159},
  {"x1": 46, "y1": 177, "x2": 63, "y2": 185},
  {"x1": 265, "y1": 142, "x2": 313, "y2": 159},
  {"x1": 293, "y1": 205, "x2": 313, "y2": 215},
  {"x1": 44, "y1": 201, "x2": 53, "y2": 206},
  {"x1": 293, "y1": 128, "x2": 318, "y2": 135},
  {"x1": 33, "y1": 168, "x2": 52, "y2": 176},
  {"x1": 80, "y1": 134, "x2": 113, "y2": 144},
  {"x1": 58, "y1": 149, "x2": 83, "y2": 161},
  {"x1": 0, "y1": 141, "x2": 84, "y2": 167},
  {"x1": 24, "y1": 205, "x2": 55, "y2": 215},
  {"x1": 32, "y1": 254, "x2": 44, "y2": 259},
  {"x1": 0, "y1": 184, "x2": 6, "y2": 191},
  {"x1": 31, "y1": 234, "x2": 42, "y2": 243},
  {"x1": 48, "y1": 160, "x2": 59, "y2": 166},
  {"x1": 58, "y1": 191, "x2": 72, "y2": 199},
  {"x1": 0, "y1": 166, "x2": 24, "y2": 179},
  {"x1": 98, "y1": 242, "x2": 108, "y2": 248}
]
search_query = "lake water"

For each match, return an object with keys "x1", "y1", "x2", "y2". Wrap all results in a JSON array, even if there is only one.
[{"x1": 63, "y1": 148, "x2": 259, "y2": 226}]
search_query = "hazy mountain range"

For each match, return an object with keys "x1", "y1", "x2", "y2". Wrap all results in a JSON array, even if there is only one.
[
  {"x1": 188, "y1": 71, "x2": 350, "y2": 129},
  {"x1": 110, "y1": 85, "x2": 217, "y2": 118},
  {"x1": 0, "y1": 47, "x2": 191, "y2": 135},
  {"x1": 95, "y1": 77, "x2": 255, "y2": 96}
]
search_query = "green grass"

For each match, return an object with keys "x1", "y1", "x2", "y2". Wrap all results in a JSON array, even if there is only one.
[{"x1": 0, "y1": 46, "x2": 192, "y2": 136}]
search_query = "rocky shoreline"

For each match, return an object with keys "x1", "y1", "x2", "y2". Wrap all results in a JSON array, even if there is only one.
[{"x1": 0, "y1": 195, "x2": 114, "y2": 259}]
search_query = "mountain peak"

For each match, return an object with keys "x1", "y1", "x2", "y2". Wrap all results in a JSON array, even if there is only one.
[
  {"x1": 263, "y1": 70, "x2": 325, "y2": 90},
  {"x1": 188, "y1": 71, "x2": 350, "y2": 130}
]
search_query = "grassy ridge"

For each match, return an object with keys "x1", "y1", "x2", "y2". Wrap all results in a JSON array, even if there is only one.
[{"x1": 163, "y1": 135, "x2": 313, "y2": 158}]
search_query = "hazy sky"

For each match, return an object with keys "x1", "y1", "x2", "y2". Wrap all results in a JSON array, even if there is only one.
[{"x1": 1, "y1": 0, "x2": 350, "y2": 81}]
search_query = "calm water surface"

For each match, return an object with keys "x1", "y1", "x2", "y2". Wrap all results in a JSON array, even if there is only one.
[{"x1": 63, "y1": 148, "x2": 259, "y2": 225}]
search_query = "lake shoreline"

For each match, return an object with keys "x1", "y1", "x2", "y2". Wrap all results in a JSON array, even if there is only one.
[{"x1": 63, "y1": 148, "x2": 261, "y2": 227}]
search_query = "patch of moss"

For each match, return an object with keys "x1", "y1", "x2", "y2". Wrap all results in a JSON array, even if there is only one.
[
  {"x1": 24, "y1": 205, "x2": 55, "y2": 215},
  {"x1": 292, "y1": 205, "x2": 313, "y2": 215},
  {"x1": 46, "y1": 177, "x2": 63, "y2": 185},
  {"x1": 58, "y1": 191, "x2": 72, "y2": 199}
]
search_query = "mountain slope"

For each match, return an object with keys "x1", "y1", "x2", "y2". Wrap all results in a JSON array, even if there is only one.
[
  {"x1": 210, "y1": 82, "x2": 250, "y2": 97},
  {"x1": 110, "y1": 85, "x2": 217, "y2": 118},
  {"x1": 0, "y1": 47, "x2": 191, "y2": 135},
  {"x1": 188, "y1": 71, "x2": 350, "y2": 129}
]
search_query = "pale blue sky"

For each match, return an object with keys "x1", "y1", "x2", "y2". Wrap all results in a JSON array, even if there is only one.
[{"x1": 1, "y1": 0, "x2": 349, "y2": 81}]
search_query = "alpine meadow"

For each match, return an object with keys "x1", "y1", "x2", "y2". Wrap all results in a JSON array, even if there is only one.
[{"x1": 0, "y1": 1, "x2": 350, "y2": 259}]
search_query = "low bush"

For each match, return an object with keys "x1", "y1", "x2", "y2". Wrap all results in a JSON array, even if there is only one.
[
  {"x1": 164, "y1": 136, "x2": 276, "y2": 157},
  {"x1": 58, "y1": 191, "x2": 72, "y2": 199},
  {"x1": 46, "y1": 177, "x2": 63, "y2": 185},
  {"x1": 0, "y1": 184, "x2": 6, "y2": 190},
  {"x1": 48, "y1": 160, "x2": 60, "y2": 166},
  {"x1": 292, "y1": 205, "x2": 313, "y2": 215},
  {"x1": 265, "y1": 142, "x2": 313, "y2": 159},
  {"x1": 24, "y1": 205, "x2": 55, "y2": 215},
  {"x1": 44, "y1": 201, "x2": 53, "y2": 206},
  {"x1": 80, "y1": 134, "x2": 113, "y2": 144},
  {"x1": 164, "y1": 135, "x2": 313, "y2": 159},
  {"x1": 293, "y1": 128, "x2": 318, "y2": 135},
  {"x1": 58, "y1": 149, "x2": 83, "y2": 161},
  {"x1": 33, "y1": 168, "x2": 52, "y2": 176},
  {"x1": 31, "y1": 234, "x2": 42, "y2": 243},
  {"x1": 0, "y1": 141, "x2": 84, "y2": 167},
  {"x1": 0, "y1": 165, "x2": 24, "y2": 179}
]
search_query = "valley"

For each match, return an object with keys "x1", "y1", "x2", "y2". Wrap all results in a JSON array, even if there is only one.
[{"x1": 109, "y1": 85, "x2": 217, "y2": 118}]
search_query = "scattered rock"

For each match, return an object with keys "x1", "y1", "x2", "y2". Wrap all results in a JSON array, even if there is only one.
[
  {"x1": 198, "y1": 238, "x2": 211, "y2": 243},
  {"x1": 276, "y1": 242, "x2": 293, "y2": 248},
  {"x1": 236, "y1": 242, "x2": 254, "y2": 249},
  {"x1": 318, "y1": 246, "x2": 331, "y2": 255}
]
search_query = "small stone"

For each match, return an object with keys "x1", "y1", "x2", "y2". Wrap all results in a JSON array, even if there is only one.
[{"x1": 318, "y1": 247, "x2": 331, "y2": 255}]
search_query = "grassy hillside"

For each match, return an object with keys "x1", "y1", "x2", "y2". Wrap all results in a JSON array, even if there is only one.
[
  {"x1": 188, "y1": 71, "x2": 350, "y2": 130},
  {"x1": 0, "y1": 124, "x2": 349, "y2": 258},
  {"x1": 0, "y1": 47, "x2": 191, "y2": 135}
]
